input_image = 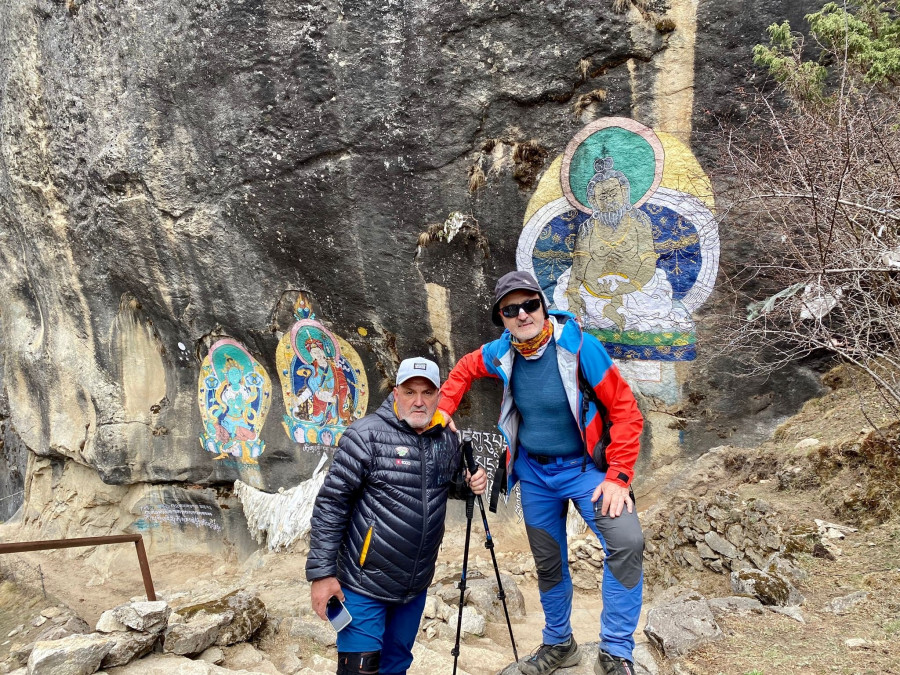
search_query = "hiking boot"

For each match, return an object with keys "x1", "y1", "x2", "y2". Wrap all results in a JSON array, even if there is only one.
[
  {"x1": 594, "y1": 649, "x2": 636, "y2": 675},
  {"x1": 518, "y1": 636, "x2": 581, "y2": 675}
]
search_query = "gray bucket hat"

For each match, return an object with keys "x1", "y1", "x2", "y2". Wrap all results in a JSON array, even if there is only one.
[{"x1": 491, "y1": 270, "x2": 549, "y2": 327}]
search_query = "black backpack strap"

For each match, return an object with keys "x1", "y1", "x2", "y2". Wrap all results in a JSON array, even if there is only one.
[{"x1": 577, "y1": 362, "x2": 611, "y2": 472}]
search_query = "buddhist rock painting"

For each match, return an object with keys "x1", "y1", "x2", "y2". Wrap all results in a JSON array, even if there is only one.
[
  {"x1": 198, "y1": 339, "x2": 272, "y2": 464},
  {"x1": 276, "y1": 294, "x2": 368, "y2": 447},
  {"x1": 517, "y1": 117, "x2": 719, "y2": 400}
]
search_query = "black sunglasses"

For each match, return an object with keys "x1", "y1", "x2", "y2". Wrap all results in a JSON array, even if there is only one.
[{"x1": 500, "y1": 298, "x2": 542, "y2": 318}]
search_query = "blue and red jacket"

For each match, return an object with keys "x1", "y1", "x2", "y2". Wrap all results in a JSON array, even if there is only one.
[{"x1": 439, "y1": 310, "x2": 643, "y2": 498}]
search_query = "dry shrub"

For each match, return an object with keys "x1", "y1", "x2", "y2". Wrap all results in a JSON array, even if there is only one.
[
  {"x1": 655, "y1": 17, "x2": 676, "y2": 32},
  {"x1": 813, "y1": 423, "x2": 900, "y2": 526},
  {"x1": 467, "y1": 162, "x2": 486, "y2": 193},
  {"x1": 511, "y1": 140, "x2": 548, "y2": 189},
  {"x1": 573, "y1": 89, "x2": 608, "y2": 119}
]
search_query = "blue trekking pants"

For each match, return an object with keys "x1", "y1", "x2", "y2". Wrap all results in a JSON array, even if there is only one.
[
  {"x1": 336, "y1": 587, "x2": 428, "y2": 675},
  {"x1": 515, "y1": 451, "x2": 644, "y2": 660}
]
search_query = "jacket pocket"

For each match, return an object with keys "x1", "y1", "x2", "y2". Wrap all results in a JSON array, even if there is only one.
[{"x1": 359, "y1": 524, "x2": 374, "y2": 567}]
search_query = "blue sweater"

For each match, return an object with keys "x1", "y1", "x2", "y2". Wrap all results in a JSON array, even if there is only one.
[{"x1": 511, "y1": 340, "x2": 584, "y2": 457}]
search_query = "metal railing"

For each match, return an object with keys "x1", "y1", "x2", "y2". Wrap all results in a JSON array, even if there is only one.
[{"x1": 0, "y1": 534, "x2": 156, "y2": 601}]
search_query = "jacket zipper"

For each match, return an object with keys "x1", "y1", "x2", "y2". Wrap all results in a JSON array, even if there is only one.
[
  {"x1": 574, "y1": 332, "x2": 590, "y2": 472},
  {"x1": 406, "y1": 434, "x2": 429, "y2": 599},
  {"x1": 496, "y1": 354, "x2": 516, "y2": 494}
]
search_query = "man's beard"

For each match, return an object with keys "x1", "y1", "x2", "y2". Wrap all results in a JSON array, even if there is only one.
[{"x1": 595, "y1": 203, "x2": 628, "y2": 227}]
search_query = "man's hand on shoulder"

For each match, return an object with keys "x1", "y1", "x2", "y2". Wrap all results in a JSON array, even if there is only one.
[
  {"x1": 310, "y1": 577, "x2": 344, "y2": 621},
  {"x1": 466, "y1": 467, "x2": 488, "y2": 495},
  {"x1": 439, "y1": 408, "x2": 457, "y2": 432},
  {"x1": 591, "y1": 479, "x2": 633, "y2": 518}
]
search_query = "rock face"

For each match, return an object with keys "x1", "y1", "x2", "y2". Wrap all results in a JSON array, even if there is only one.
[{"x1": 0, "y1": 0, "x2": 825, "y2": 546}]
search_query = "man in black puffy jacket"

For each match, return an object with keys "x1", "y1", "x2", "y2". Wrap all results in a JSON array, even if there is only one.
[{"x1": 307, "y1": 356, "x2": 487, "y2": 675}]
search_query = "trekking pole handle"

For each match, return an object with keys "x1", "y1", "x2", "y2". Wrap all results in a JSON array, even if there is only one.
[{"x1": 461, "y1": 431, "x2": 478, "y2": 474}]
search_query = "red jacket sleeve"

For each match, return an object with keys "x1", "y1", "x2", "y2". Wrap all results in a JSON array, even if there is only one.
[
  {"x1": 439, "y1": 347, "x2": 496, "y2": 416},
  {"x1": 595, "y1": 364, "x2": 643, "y2": 487}
]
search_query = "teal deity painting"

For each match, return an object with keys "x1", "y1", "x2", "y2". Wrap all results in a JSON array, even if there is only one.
[{"x1": 198, "y1": 339, "x2": 272, "y2": 464}]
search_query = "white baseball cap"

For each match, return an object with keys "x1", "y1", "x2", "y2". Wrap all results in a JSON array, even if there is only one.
[{"x1": 395, "y1": 357, "x2": 441, "y2": 388}]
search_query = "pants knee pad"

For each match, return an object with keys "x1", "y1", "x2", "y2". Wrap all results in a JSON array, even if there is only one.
[{"x1": 337, "y1": 651, "x2": 381, "y2": 675}]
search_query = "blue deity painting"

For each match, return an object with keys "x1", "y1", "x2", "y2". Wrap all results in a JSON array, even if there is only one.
[{"x1": 197, "y1": 339, "x2": 272, "y2": 464}]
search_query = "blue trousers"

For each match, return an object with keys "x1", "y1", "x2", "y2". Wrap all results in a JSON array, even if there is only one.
[
  {"x1": 515, "y1": 451, "x2": 644, "y2": 660},
  {"x1": 336, "y1": 587, "x2": 428, "y2": 675}
]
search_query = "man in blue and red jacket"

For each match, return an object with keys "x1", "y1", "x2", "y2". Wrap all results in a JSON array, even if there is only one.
[{"x1": 439, "y1": 270, "x2": 644, "y2": 675}]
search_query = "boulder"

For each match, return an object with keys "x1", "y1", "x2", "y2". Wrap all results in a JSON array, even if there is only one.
[
  {"x1": 725, "y1": 523, "x2": 744, "y2": 548},
  {"x1": 221, "y1": 643, "x2": 281, "y2": 675},
  {"x1": 632, "y1": 643, "x2": 659, "y2": 675},
  {"x1": 769, "y1": 606, "x2": 805, "y2": 623},
  {"x1": 422, "y1": 595, "x2": 441, "y2": 619},
  {"x1": 101, "y1": 630, "x2": 159, "y2": 668},
  {"x1": 294, "y1": 654, "x2": 337, "y2": 675},
  {"x1": 704, "y1": 531, "x2": 740, "y2": 560},
  {"x1": 177, "y1": 591, "x2": 266, "y2": 646},
  {"x1": 730, "y1": 569, "x2": 804, "y2": 606},
  {"x1": 571, "y1": 569, "x2": 599, "y2": 591},
  {"x1": 111, "y1": 602, "x2": 171, "y2": 634},
  {"x1": 643, "y1": 594, "x2": 723, "y2": 658},
  {"x1": 59, "y1": 617, "x2": 92, "y2": 635},
  {"x1": 5, "y1": 623, "x2": 76, "y2": 669},
  {"x1": 681, "y1": 548, "x2": 705, "y2": 572},
  {"x1": 766, "y1": 554, "x2": 808, "y2": 583},
  {"x1": 27, "y1": 633, "x2": 112, "y2": 675},
  {"x1": 215, "y1": 593, "x2": 267, "y2": 646},
  {"x1": 95, "y1": 611, "x2": 129, "y2": 634},
  {"x1": 285, "y1": 616, "x2": 336, "y2": 648},
  {"x1": 459, "y1": 606, "x2": 485, "y2": 637},
  {"x1": 824, "y1": 590, "x2": 868, "y2": 615},
  {"x1": 706, "y1": 596, "x2": 765, "y2": 617},
  {"x1": 197, "y1": 647, "x2": 225, "y2": 665},
  {"x1": 696, "y1": 542, "x2": 717, "y2": 560},
  {"x1": 163, "y1": 613, "x2": 231, "y2": 656}
]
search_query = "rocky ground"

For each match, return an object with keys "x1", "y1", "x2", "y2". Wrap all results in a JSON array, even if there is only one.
[{"x1": 1, "y1": 366, "x2": 898, "y2": 675}]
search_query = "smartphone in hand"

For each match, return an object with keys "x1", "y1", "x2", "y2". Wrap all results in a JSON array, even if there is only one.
[{"x1": 326, "y1": 595, "x2": 352, "y2": 632}]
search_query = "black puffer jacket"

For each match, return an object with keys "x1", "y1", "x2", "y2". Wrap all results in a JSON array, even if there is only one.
[{"x1": 306, "y1": 396, "x2": 464, "y2": 604}]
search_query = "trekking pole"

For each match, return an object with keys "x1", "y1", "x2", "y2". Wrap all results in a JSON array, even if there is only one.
[
  {"x1": 451, "y1": 480, "x2": 476, "y2": 675},
  {"x1": 462, "y1": 431, "x2": 519, "y2": 662}
]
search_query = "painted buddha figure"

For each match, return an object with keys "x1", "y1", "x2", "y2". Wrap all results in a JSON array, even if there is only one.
[
  {"x1": 565, "y1": 157, "x2": 659, "y2": 330},
  {"x1": 213, "y1": 356, "x2": 259, "y2": 461},
  {"x1": 293, "y1": 337, "x2": 351, "y2": 427}
]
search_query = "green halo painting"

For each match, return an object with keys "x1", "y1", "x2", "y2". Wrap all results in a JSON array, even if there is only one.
[{"x1": 518, "y1": 117, "x2": 719, "y2": 363}]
